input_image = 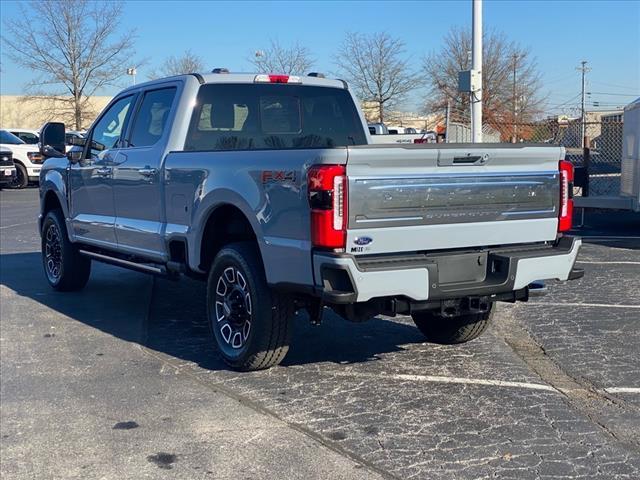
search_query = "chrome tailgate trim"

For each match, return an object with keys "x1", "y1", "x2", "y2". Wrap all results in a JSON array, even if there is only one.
[{"x1": 348, "y1": 171, "x2": 559, "y2": 229}]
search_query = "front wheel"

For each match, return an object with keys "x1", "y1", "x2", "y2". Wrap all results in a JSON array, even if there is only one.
[
  {"x1": 206, "y1": 242, "x2": 294, "y2": 371},
  {"x1": 41, "y1": 209, "x2": 91, "y2": 291},
  {"x1": 411, "y1": 305, "x2": 494, "y2": 344},
  {"x1": 9, "y1": 163, "x2": 28, "y2": 189}
]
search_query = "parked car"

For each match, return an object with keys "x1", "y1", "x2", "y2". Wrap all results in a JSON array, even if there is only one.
[
  {"x1": 368, "y1": 122, "x2": 389, "y2": 135},
  {"x1": 386, "y1": 125, "x2": 406, "y2": 134},
  {"x1": 6, "y1": 128, "x2": 85, "y2": 150},
  {"x1": 0, "y1": 149, "x2": 17, "y2": 189},
  {"x1": 7, "y1": 128, "x2": 39, "y2": 145},
  {"x1": 0, "y1": 129, "x2": 44, "y2": 188},
  {"x1": 38, "y1": 72, "x2": 583, "y2": 371},
  {"x1": 65, "y1": 130, "x2": 85, "y2": 145}
]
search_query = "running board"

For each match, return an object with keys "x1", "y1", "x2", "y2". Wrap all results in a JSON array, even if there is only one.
[{"x1": 79, "y1": 250, "x2": 167, "y2": 275}]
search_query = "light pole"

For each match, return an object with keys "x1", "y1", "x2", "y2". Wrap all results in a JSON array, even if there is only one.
[
  {"x1": 512, "y1": 54, "x2": 518, "y2": 143},
  {"x1": 471, "y1": 0, "x2": 483, "y2": 143},
  {"x1": 126, "y1": 67, "x2": 137, "y2": 86}
]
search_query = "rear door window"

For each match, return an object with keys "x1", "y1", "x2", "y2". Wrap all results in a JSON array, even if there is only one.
[
  {"x1": 128, "y1": 87, "x2": 177, "y2": 148},
  {"x1": 15, "y1": 132, "x2": 39, "y2": 144},
  {"x1": 185, "y1": 84, "x2": 367, "y2": 151}
]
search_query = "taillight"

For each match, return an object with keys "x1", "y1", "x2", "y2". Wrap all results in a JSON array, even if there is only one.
[
  {"x1": 308, "y1": 165, "x2": 347, "y2": 248},
  {"x1": 558, "y1": 160, "x2": 574, "y2": 232}
]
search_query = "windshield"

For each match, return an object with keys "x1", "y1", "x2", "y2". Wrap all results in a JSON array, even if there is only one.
[
  {"x1": 0, "y1": 130, "x2": 26, "y2": 145},
  {"x1": 185, "y1": 84, "x2": 367, "y2": 151}
]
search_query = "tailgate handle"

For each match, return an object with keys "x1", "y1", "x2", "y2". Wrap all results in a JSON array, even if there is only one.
[{"x1": 453, "y1": 155, "x2": 486, "y2": 165}]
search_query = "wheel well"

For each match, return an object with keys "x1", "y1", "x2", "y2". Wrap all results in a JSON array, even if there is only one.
[
  {"x1": 43, "y1": 190, "x2": 62, "y2": 216},
  {"x1": 200, "y1": 205, "x2": 258, "y2": 271}
]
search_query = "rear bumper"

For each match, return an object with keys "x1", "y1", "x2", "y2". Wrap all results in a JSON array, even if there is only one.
[{"x1": 313, "y1": 236, "x2": 582, "y2": 304}]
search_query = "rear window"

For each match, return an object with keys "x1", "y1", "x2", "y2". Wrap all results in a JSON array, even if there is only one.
[{"x1": 184, "y1": 84, "x2": 367, "y2": 151}]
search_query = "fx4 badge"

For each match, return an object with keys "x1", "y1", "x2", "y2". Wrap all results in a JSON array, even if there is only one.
[{"x1": 262, "y1": 170, "x2": 296, "y2": 183}]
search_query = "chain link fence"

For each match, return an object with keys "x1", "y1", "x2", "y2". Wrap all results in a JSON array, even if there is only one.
[
  {"x1": 432, "y1": 103, "x2": 624, "y2": 199},
  {"x1": 484, "y1": 119, "x2": 624, "y2": 197}
]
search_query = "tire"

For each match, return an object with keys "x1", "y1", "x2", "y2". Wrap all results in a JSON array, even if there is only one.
[
  {"x1": 206, "y1": 242, "x2": 294, "y2": 371},
  {"x1": 9, "y1": 163, "x2": 28, "y2": 189},
  {"x1": 411, "y1": 305, "x2": 494, "y2": 344},
  {"x1": 41, "y1": 209, "x2": 91, "y2": 291}
]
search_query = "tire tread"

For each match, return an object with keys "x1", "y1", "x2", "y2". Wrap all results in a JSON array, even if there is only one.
[
  {"x1": 412, "y1": 307, "x2": 493, "y2": 344},
  {"x1": 42, "y1": 209, "x2": 91, "y2": 292},
  {"x1": 207, "y1": 242, "x2": 294, "y2": 371}
]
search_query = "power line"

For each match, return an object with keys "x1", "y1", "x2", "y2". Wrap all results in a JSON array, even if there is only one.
[
  {"x1": 545, "y1": 92, "x2": 581, "y2": 109},
  {"x1": 544, "y1": 72, "x2": 577, "y2": 85},
  {"x1": 590, "y1": 80, "x2": 639, "y2": 91},
  {"x1": 587, "y1": 91, "x2": 639, "y2": 97}
]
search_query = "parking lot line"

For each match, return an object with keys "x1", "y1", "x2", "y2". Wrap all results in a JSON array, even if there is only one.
[
  {"x1": 576, "y1": 260, "x2": 640, "y2": 265},
  {"x1": 529, "y1": 302, "x2": 640, "y2": 309},
  {"x1": 604, "y1": 387, "x2": 640, "y2": 394},
  {"x1": 0, "y1": 222, "x2": 35, "y2": 230},
  {"x1": 331, "y1": 371, "x2": 559, "y2": 393},
  {"x1": 582, "y1": 235, "x2": 640, "y2": 240},
  {"x1": 604, "y1": 387, "x2": 640, "y2": 393}
]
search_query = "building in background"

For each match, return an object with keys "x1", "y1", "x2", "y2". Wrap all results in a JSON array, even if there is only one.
[
  {"x1": 0, "y1": 96, "x2": 112, "y2": 130},
  {"x1": 361, "y1": 101, "x2": 442, "y2": 131}
]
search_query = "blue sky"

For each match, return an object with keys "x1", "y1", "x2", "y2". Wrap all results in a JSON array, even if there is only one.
[{"x1": 1, "y1": 0, "x2": 639, "y2": 114}]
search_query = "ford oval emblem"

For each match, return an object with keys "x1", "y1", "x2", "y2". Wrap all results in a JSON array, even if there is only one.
[{"x1": 354, "y1": 236, "x2": 373, "y2": 246}]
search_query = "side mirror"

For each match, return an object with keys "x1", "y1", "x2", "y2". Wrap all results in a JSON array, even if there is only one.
[{"x1": 39, "y1": 122, "x2": 66, "y2": 158}]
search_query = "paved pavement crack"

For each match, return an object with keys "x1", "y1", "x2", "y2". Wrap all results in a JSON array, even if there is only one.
[
  {"x1": 139, "y1": 276, "x2": 401, "y2": 480},
  {"x1": 495, "y1": 309, "x2": 640, "y2": 454}
]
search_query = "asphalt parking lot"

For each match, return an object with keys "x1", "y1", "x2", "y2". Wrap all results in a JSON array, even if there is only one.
[{"x1": 1, "y1": 188, "x2": 639, "y2": 479}]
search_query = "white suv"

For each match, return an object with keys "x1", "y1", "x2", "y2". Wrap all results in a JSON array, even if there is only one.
[{"x1": 0, "y1": 129, "x2": 44, "y2": 188}]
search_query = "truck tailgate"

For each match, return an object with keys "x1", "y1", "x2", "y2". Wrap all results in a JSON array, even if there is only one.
[{"x1": 345, "y1": 144, "x2": 564, "y2": 255}]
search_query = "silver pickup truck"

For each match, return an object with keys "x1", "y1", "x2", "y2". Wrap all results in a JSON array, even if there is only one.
[{"x1": 38, "y1": 72, "x2": 583, "y2": 370}]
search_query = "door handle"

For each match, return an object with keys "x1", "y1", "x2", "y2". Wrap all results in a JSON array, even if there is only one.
[
  {"x1": 138, "y1": 168, "x2": 157, "y2": 177},
  {"x1": 95, "y1": 167, "x2": 111, "y2": 177}
]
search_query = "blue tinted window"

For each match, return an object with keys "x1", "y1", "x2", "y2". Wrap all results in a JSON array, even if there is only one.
[{"x1": 185, "y1": 84, "x2": 367, "y2": 151}]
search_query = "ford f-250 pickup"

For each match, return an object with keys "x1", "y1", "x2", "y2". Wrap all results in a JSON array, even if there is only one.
[{"x1": 38, "y1": 71, "x2": 584, "y2": 371}]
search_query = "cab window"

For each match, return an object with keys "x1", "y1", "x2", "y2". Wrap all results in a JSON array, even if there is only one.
[
  {"x1": 128, "y1": 87, "x2": 176, "y2": 148},
  {"x1": 89, "y1": 95, "x2": 134, "y2": 157}
]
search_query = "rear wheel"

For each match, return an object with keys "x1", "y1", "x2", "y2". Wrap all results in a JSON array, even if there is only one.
[
  {"x1": 411, "y1": 305, "x2": 494, "y2": 344},
  {"x1": 9, "y1": 163, "x2": 28, "y2": 189},
  {"x1": 41, "y1": 209, "x2": 91, "y2": 291},
  {"x1": 206, "y1": 242, "x2": 294, "y2": 371}
]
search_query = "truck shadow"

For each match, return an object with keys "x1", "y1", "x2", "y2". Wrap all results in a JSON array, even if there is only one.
[{"x1": 1, "y1": 252, "x2": 425, "y2": 372}]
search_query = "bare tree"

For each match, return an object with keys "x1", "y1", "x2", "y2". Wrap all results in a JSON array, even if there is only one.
[
  {"x1": 1, "y1": 0, "x2": 138, "y2": 129},
  {"x1": 148, "y1": 50, "x2": 205, "y2": 79},
  {"x1": 334, "y1": 32, "x2": 420, "y2": 123},
  {"x1": 423, "y1": 27, "x2": 544, "y2": 134},
  {"x1": 249, "y1": 39, "x2": 314, "y2": 75}
]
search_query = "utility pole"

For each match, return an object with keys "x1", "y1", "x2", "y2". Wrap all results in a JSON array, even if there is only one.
[
  {"x1": 512, "y1": 54, "x2": 518, "y2": 143},
  {"x1": 577, "y1": 60, "x2": 590, "y2": 148},
  {"x1": 471, "y1": 0, "x2": 482, "y2": 143}
]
